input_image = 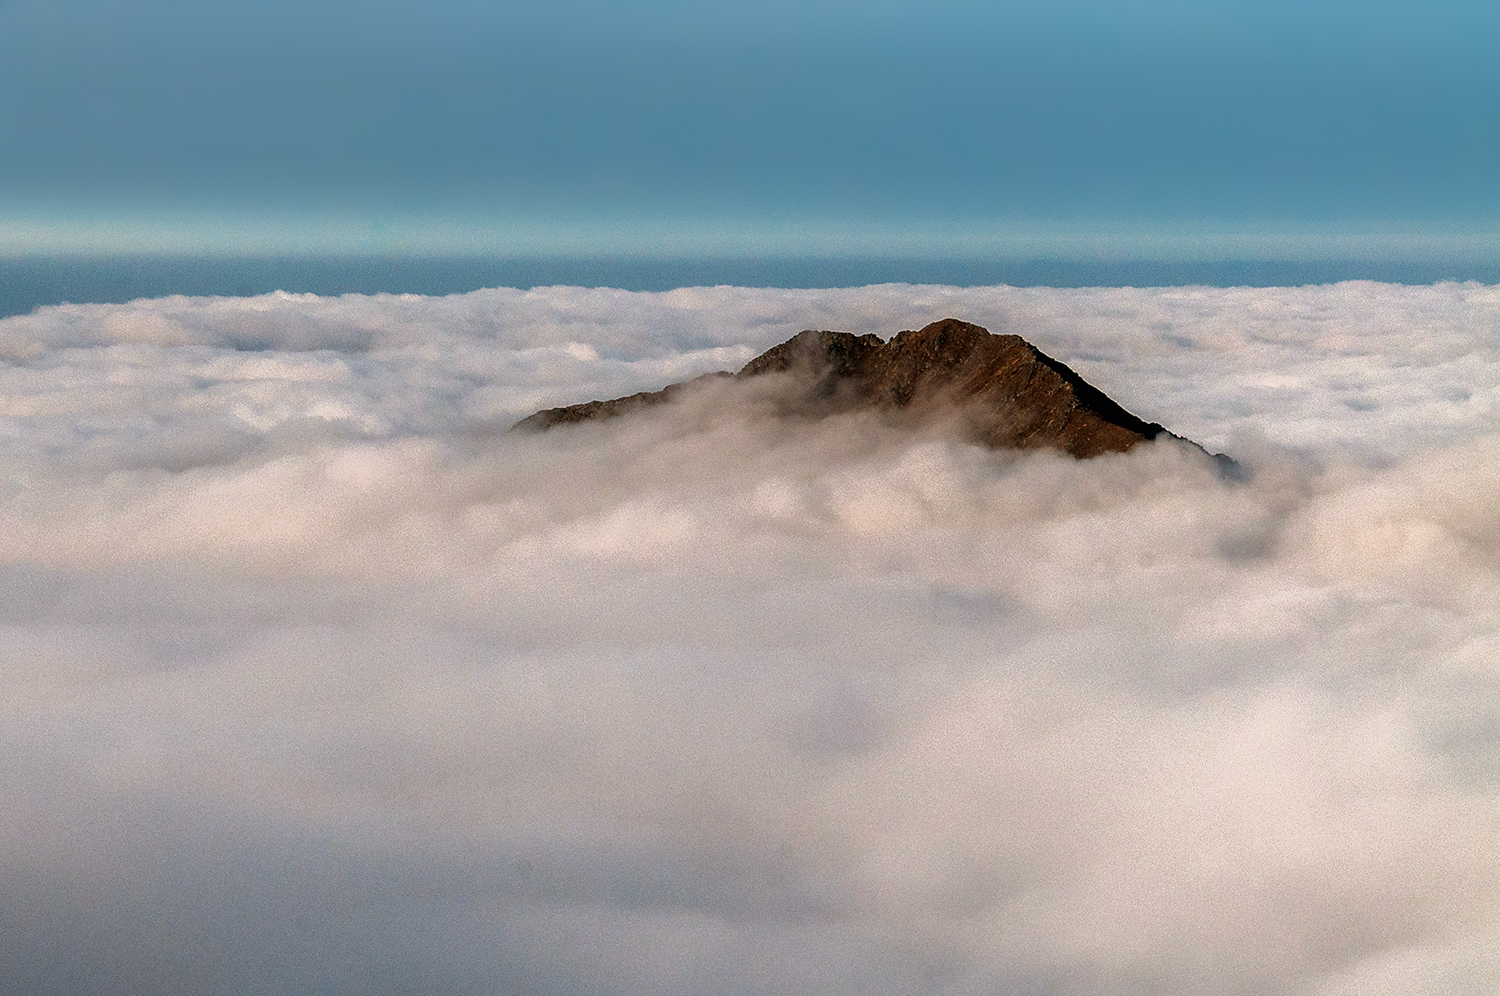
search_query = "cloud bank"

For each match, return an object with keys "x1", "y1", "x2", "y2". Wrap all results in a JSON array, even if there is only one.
[{"x1": 2, "y1": 283, "x2": 1499, "y2": 995}]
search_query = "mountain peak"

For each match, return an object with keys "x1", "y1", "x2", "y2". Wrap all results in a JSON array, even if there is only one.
[{"x1": 516, "y1": 318, "x2": 1216, "y2": 463}]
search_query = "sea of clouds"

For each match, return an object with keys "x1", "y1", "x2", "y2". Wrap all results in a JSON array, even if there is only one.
[{"x1": 2, "y1": 282, "x2": 1498, "y2": 995}]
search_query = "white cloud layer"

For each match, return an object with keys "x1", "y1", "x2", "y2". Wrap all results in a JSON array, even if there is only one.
[{"x1": 2, "y1": 282, "x2": 1499, "y2": 995}]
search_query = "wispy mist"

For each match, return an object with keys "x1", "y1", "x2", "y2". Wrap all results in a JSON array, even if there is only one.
[{"x1": 2, "y1": 283, "x2": 1498, "y2": 995}]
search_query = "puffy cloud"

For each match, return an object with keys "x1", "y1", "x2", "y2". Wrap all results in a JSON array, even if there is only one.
[{"x1": 1, "y1": 283, "x2": 1498, "y2": 995}]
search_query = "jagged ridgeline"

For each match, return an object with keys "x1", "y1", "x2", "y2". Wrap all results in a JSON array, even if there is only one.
[{"x1": 517, "y1": 318, "x2": 1232, "y2": 467}]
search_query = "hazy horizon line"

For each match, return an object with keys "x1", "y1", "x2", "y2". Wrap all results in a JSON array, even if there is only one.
[{"x1": 4, "y1": 210, "x2": 1499, "y2": 263}]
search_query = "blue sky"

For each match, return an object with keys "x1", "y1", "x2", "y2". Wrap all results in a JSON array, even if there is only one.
[{"x1": 1, "y1": 0, "x2": 1497, "y2": 257}]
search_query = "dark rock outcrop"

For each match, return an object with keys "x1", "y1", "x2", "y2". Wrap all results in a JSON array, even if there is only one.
[
  {"x1": 516, "y1": 318, "x2": 1220, "y2": 463},
  {"x1": 514, "y1": 371, "x2": 735, "y2": 431}
]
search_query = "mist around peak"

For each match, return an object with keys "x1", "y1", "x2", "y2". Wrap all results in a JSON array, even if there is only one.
[{"x1": 1, "y1": 282, "x2": 1498, "y2": 995}]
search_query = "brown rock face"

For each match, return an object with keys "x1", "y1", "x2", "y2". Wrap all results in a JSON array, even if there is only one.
[
  {"x1": 512, "y1": 372, "x2": 735, "y2": 431},
  {"x1": 515, "y1": 318, "x2": 1191, "y2": 460}
]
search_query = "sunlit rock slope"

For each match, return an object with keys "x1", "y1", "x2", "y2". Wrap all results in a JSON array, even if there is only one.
[{"x1": 517, "y1": 318, "x2": 1191, "y2": 459}]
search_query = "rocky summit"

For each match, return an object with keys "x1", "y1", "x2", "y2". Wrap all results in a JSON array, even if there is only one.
[{"x1": 516, "y1": 318, "x2": 1214, "y2": 462}]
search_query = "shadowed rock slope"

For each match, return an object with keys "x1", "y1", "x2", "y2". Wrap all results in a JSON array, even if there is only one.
[{"x1": 517, "y1": 318, "x2": 1205, "y2": 460}]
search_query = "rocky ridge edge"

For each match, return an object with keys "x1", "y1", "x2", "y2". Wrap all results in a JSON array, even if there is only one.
[{"x1": 516, "y1": 318, "x2": 1233, "y2": 468}]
